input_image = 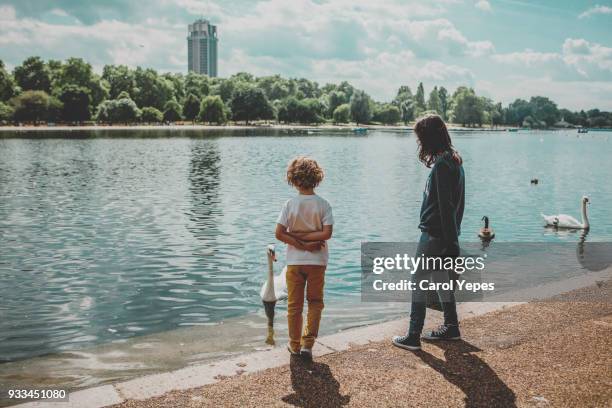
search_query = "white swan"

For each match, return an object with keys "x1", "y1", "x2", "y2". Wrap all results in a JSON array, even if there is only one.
[
  {"x1": 260, "y1": 244, "x2": 287, "y2": 345},
  {"x1": 542, "y1": 196, "x2": 590, "y2": 230}
]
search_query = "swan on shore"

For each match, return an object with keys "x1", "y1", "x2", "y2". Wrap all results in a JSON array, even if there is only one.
[
  {"x1": 542, "y1": 196, "x2": 590, "y2": 230},
  {"x1": 260, "y1": 244, "x2": 287, "y2": 345},
  {"x1": 478, "y1": 216, "x2": 495, "y2": 240}
]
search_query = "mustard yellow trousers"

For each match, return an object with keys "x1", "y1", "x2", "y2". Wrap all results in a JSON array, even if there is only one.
[{"x1": 286, "y1": 265, "x2": 326, "y2": 351}]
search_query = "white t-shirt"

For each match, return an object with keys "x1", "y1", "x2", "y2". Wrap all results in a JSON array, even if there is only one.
[{"x1": 276, "y1": 194, "x2": 334, "y2": 266}]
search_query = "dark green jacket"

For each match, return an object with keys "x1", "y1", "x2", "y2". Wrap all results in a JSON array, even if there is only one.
[{"x1": 418, "y1": 151, "x2": 465, "y2": 255}]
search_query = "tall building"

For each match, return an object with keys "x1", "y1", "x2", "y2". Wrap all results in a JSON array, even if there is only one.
[{"x1": 187, "y1": 19, "x2": 218, "y2": 77}]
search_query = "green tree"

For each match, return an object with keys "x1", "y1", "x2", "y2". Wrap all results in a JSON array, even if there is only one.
[
  {"x1": 0, "y1": 101, "x2": 14, "y2": 122},
  {"x1": 114, "y1": 98, "x2": 141, "y2": 123},
  {"x1": 505, "y1": 99, "x2": 532, "y2": 126},
  {"x1": 393, "y1": 86, "x2": 415, "y2": 124},
  {"x1": 256, "y1": 75, "x2": 288, "y2": 101},
  {"x1": 55, "y1": 58, "x2": 108, "y2": 107},
  {"x1": 212, "y1": 78, "x2": 236, "y2": 102},
  {"x1": 102, "y1": 65, "x2": 136, "y2": 99},
  {"x1": 349, "y1": 90, "x2": 373, "y2": 124},
  {"x1": 95, "y1": 101, "x2": 113, "y2": 123},
  {"x1": 198, "y1": 95, "x2": 227, "y2": 124},
  {"x1": 276, "y1": 97, "x2": 295, "y2": 123},
  {"x1": 577, "y1": 110, "x2": 589, "y2": 127},
  {"x1": 231, "y1": 72, "x2": 255, "y2": 83},
  {"x1": 269, "y1": 81, "x2": 290, "y2": 101},
  {"x1": 277, "y1": 97, "x2": 323, "y2": 123},
  {"x1": 10, "y1": 90, "x2": 61, "y2": 123},
  {"x1": 490, "y1": 102, "x2": 503, "y2": 127},
  {"x1": 58, "y1": 84, "x2": 91, "y2": 122},
  {"x1": 184, "y1": 72, "x2": 209, "y2": 99},
  {"x1": 229, "y1": 84, "x2": 274, "y2": 124},
  {"x1": 529, "y1": 96, "x2": 559, "y2": 127},
  {"x1": 13, "y1": 57, "x2": 51, "y2": 92},
  {"x1": 133, "y1": 67, "x2": 173, "y2": 110},
  {"x1": 295, "y1": 78, "x2": 320, "y2": 99},
  {"x1": 337, "y1": 81, "x2": 355, "y2": 101},
  {"x1": 183, "y1": 93, "x2": 201, "y2": 122},
  {"x1": 95, "y1": 97, "x2": 140, "y2": 124},
  {"x1": 47, "y1": 59, "x2": 63, "y2": 87},
  {"x1": 332, "y1": 103, "x2": 350, "y2": 123},
  {"x1": 427, "y1": 86, "x2": 441, "y2": 114},
  {"x1": 373, "y1": 104, "x2": 401, "y2": 125},
  {"x1": 415, "y1": 82, "x2": 426, "y2": 116},
  {"x1": 450, "y1": 87, "x2": 484, "y2": 127},
  {"x1": 163, "y1": 99, "x2": 182, "y2": 122},
  {"x1": 141, "y1": 107, "x2": 163, "y2": 123},
  {"x1": 438, "y1": 86, "x2": 449, "y2": 120},
  {"x1": 522, "y1": 115, "x2": 541, "y2": 128},
  {"x1": 327, "y1": 90, "x2": 346, "y2": 117},
  {"x1": 559, "y1": 108, "x2": 578, "y2": 125},
  {"x1": 0, "y1": 60, "x2": 18, "y2": 102},
  {"x1": 162, "y1": 72, "x2": 185, "y2": 103}
]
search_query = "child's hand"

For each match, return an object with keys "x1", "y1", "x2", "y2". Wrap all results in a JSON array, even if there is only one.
[{"x1": 302, "y1": 240, "x2": 324, "y2": 252}]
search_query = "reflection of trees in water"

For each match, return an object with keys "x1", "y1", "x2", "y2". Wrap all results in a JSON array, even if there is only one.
[{"x1": 187, "y1": 140, "x2": 222, "y2": 244}]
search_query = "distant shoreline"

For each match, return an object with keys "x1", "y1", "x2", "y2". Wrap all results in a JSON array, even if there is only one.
[{"x1": 0, "y1": 123, "x2": 567, "y2": 133}]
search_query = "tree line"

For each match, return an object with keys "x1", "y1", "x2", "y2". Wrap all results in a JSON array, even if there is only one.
[{"x1": 1, "y1": 56, "x2": 611, "y2": 128}]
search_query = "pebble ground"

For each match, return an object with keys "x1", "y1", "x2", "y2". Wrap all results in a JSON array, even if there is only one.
[{"x1": 112, "y1": 281, "x2": 611, "y2": 408}]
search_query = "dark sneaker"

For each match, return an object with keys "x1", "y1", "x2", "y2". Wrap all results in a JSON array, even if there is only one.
[
  {"x1": 392, "y1": 334, "x2": 421, "y2": 351},
  {"x1": 422, "y1": 324, "x2": 461, "y2": 340},
  {"x1": 300, "y1": 347, "x2": 313, "y2": 361},
  {"x1": 287, "y1": 344, "x2": 300, "y2": 355}
]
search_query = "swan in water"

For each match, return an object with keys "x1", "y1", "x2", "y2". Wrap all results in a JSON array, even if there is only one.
[
  {"x1": 542, "y1": 196, "x2": 590, "y2": 230},
  {"x1": 260, "y1": 244, "x2": 287, "y2": 345},
  {"x1": 478, "y1": 216, "x2": 495, "y2": 240}
]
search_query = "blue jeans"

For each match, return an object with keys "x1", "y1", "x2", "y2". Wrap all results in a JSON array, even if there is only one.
[{"x1": 408, "y1": 232, "x2": 459, "y2": 335}]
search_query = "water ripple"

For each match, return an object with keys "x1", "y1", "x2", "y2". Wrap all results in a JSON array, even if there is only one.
[{"x1": 0, "y1": 130, "x2": 611, "y2": 364}]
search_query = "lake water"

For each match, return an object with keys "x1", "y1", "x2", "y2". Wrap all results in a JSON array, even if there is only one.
[{"x1": 1, "y1": 128, "x2": 611, "y2": 392}]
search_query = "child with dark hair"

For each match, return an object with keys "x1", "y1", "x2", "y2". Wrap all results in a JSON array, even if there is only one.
[{"x1": 393, "y1": 114, "x2": 465, "y2": 351}]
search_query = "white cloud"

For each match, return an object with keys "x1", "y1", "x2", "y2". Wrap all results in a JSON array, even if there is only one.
[
  {"x1": 3, "y1": 0, "x2": 609, "y2": 109},
  {"x1": 492, "y1": 50, "x2": 560, "y2": 65},
  {"x1": 162, "y1": 0, "x2": 226, "y2": 20},
  {"x1": 578, "y1": 4, "x2": 612, "y2": 19},
  {"x1": 492, "y1": 39, "x2": 612, "y2": 80},
  {"x1": 401, "y1": 18, "x2": 495, "y2": 57},
  {"x1": 0, "y1": 5, "x2": 185, "y2": 70},
  {"x1": 562, "y1": 38, "x2": 612, "y2": 76},
  {"x1": 50, "y1": 8, "x2": 69, "y2": 17},
  {"x1": 475, "y1": 1, "x2": 492, "y2": 12},
  {"x1": 0, "y1": 0, "x2": 492, "y2": 100}
]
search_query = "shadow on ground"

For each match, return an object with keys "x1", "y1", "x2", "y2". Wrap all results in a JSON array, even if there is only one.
[
  {"x1": 415, "y1": 340, "x2": 517, "y2": 408},
  {"x1": 282, "y1": 355, "x2": 350, "y2": 407}
]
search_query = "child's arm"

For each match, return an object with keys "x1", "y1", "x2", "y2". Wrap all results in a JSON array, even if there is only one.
[
  {"x1": 289, "y1": 225, "x2": 333, "y2": 242},
  {"x1": 275, "y1": 224, "x2": 324, "y2": 252}
]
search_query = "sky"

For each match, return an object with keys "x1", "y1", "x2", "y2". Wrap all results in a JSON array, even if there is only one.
[{"x1": 0, "y1": 0, "x2": 611, "y2": 110}]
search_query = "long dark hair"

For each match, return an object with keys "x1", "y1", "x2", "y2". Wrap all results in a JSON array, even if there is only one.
[{"x1": 413, "y1": 114, "x2": 462, "y2": 168}]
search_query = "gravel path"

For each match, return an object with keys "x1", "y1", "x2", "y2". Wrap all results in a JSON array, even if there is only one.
[{"x1": 112, "y1": 281, "x2": 611, "y2": 408}]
